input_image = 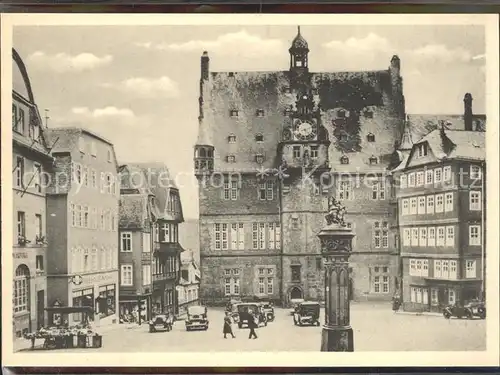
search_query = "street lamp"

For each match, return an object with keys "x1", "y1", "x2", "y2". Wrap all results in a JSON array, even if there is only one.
[{"x1": 317, "y1": 197, "x2": 355, "y2": 351}]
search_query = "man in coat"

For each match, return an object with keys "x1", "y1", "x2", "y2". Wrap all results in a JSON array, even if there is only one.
[{"x1": 248, "y1": 312, "x2": 258, "y2": 339}]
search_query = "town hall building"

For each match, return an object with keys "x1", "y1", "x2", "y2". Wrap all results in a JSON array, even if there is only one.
[{"x1": 194, "y1": 27, "x2": 406, "y2": 305}]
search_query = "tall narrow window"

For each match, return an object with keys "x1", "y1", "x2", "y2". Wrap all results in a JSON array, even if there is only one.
[
  {"x1": 17, "y1": 211, "x2": 26, "y2": 239},
  {"x1": 258, "y1": 223, "x2": 266, "y2": 249},
  {"x1": 120, "y1": 265, "x2": 133, "y2": 286},
  {"x1": 35, "y1": 214, "x2": 42, "y2": 239},
  {"x1": 426, "y1": 195, "x2": 435, "y2": 214},
  {"x1": 275, "y1": 223, "x2": 281, "y2": 249},
  {"x1": 446, "y1": 226, "x2": 455, "y2": 247},
  {"x1": 268, "y1": 223, "x2": 276, "y2": 249},
  {"x1": 33, "y1": 164, "x2": 42, "y2": 193},
  {"x1": 469, "y1": 225, "x2": 481, "y2": 245},
  {"x1": 230, "y1": 223, "x2": 238, "y2": 250},
  {"x1": 338, "y1": 178, "x2": 352, "y2": 200},
  {"x1": 444, "y1": 193, "x2": 453, "y2": 212},
  {"x1": 15, "y1": 156, "x2": 24, "y2": 188},
  {"x1": 120, "y1": 232, "x2": 132, "y2": 252},
  {"x1": 252, "y1": 223, "x2": 258, "y2": 249},
  {"x1": 221, "y1": 223, "x2": 228, "y2": 250},
  {"x1": 238, "y1": 223, "x2": 244, "y2": 250},
  {"x1": 469, "y1": 191, "x2": 481, "y2": 211},
  {"x1": 373, "y1": 222, "x2": 381, "y2": 248}
]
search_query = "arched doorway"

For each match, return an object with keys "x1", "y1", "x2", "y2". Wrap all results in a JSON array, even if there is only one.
[
  {"x1": 289, "y1": 286, "x2": 303, "y2": 300},
  {"x1": 14, "y1": 264, "x2": 30, "y2": 314}
]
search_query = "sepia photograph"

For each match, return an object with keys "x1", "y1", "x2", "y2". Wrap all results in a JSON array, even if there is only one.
[{"x1": 1, "y1": 13, "x2": 499, "y2": 367}]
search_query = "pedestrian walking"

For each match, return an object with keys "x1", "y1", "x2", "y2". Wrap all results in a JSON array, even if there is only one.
[
  {"x1": 223, "y1": 311, "x2": 236, "y2": 339},
  {"x1": 248, "y1": 313, "x2": 258, "y2": 339}
]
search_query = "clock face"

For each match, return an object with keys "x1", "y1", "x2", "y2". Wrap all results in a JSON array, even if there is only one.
[
  {"x1": 298, "y1": 122, "x2": 312, "y2": 136},
  {"x1": 294, "y1": 120, "x2": 317, "y2": 140}
]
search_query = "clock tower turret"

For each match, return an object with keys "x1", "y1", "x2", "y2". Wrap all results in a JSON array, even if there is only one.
[{"x1": 289, "y1": 26, "x2": 309, "y2": 74}]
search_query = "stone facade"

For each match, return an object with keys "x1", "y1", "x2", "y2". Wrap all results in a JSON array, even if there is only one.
[
  {"x1": 195, "y1": 28, "x2": 406, "y2": 306},
  {"x1": 12, "y1": 49, "x2": 52, "y2": 337}
]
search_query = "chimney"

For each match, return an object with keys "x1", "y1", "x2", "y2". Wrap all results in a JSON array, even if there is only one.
[
  {"x1": 464, "y1": 93, "x2": 473, "y2": 131},
  {"x1": 201, "y1": 51, "x2": 209, "y2": 81}
]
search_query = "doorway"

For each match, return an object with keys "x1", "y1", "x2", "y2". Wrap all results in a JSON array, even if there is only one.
[
  {"x1": 37, "y1": 290, "x2": 45, "y2": 329},
  {"x1": 289, "y1": 286, "x2": 303, "y2": 300}
]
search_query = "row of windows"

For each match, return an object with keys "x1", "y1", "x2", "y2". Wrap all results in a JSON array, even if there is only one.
[
  {"x1": 120, "y1": 232, "x2": 151, "y2": 252},
  {"x1": 400, "y1": 165, "x2": 482, "y2": 189},
  {"x1": 403, "y1": 191, "x2": 482, "y2": 216},
  {"x1": 78, "y1": 136, "x2": 113, "y2": 163},
  {"x1": 409, "y1": 258, "x2": 477, "y2": 279},
  {"x1": 121, "y1": 258, "x2": 178, "y2": 287},
  {"x1": 336, "y1": 178, "x2": 386, "y2": 200},
  {"x1": 214, "y1": 222, "x2": 281, "y2": 250},
  {"x1": 71, "y1": 163, "x2": 119, "y2": 195},
  {"x1": 410, "y1": 287, "x2": 457, "y2": 305},
  {"x1": 16, "y1": 211, "x2": 43, "y2": 244},
  {"x1": 14, "y1": 156, "x2": 44, "y2": 193},
  {"x1": 70, "y1": 203, "x2": 117, "y2": 231},
  {"x1": 70, "y1": 246, "x2": 117, "y2": 274},
  {"x1": 402, "y1": 224, "x2": 481, "y2": 247},
  {"x1": 13, "y1": 104, "x2": 42, "y2": 141}
]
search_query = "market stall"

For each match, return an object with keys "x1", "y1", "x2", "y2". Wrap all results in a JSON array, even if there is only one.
[{"x1": 23, "y1": 306, "x2": 103, "y2": 350}]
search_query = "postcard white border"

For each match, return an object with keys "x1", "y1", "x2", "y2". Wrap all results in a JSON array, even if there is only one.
[{"x1": 1, "y1": 13, "x2": 499, "y2": 367}]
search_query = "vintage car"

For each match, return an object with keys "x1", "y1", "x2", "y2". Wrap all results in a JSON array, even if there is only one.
[
  {"x1": 443, "y1": 301, "x2": 486, "y2": 320},
  {"x1": 260, "y1": 302, "x2": 275, "y2": 322},
  {"x1": 293, "y1": 301, "x2": 321, "y2": 326},
  {"x1": 185, "y1": 305, "x2": 209, "y2": 331},
  {"x1": 289, "y1": 298, "x2": 305, "y2": 315},
  {"x1": 148, "y1": 314, "x2": 171, "y2": 333},
  {"x1": 236, "y1": 303, "x2": 267, "y2": 328},
  {"x1": 226, "y1": 298, "x2": 242, "y2": 323}
]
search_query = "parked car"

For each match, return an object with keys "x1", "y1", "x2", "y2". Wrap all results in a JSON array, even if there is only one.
[
  {"x1": 260, "y1": 302, "x2": 275, "y2": 322},
  {"x1": 148, "y1": 315, "x2": 171, "y2": 333},
  {"x1": 236, "y1": 303, "x2": 267, "y2": 328},
  {"x1": 289, "y1": 298, "x2": 305, "y2": 315},
  {"x1": 185, "y1": 305, "x2": 209, "y2": 331},
  {"x1": 293, "y1": 301, "x2": 321, "y2": 326},
  {"x1": 443, "y1": 301, "x2": 486, "y2": 320}
]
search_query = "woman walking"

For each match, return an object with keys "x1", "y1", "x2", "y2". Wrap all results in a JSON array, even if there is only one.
[{"x1": 223, "y1": 311, "x2": 236, "y2": 339}]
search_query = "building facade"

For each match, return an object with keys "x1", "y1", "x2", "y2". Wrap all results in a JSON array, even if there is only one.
[
  {"x1": 195, "y1": 27, "x2": 405, "y2": 305},
  {"x1": 117, "y1": 164, "x2": 156, "y2": 322},
  {"x1": 120, "y1": 163, "x2": 184, "y2": 317},
  {"x1": 391, "y1": 94, "x2": 486, "y2": 312},
  {"x1": 12, "y1": 49, "x2": 53, "y2": 337},
  {"x1": 44, "y1": 127, "x2": 120, "y2": 326},
  {"x1": 177, "y1": 251, "x2": 201, "y2": 318}
]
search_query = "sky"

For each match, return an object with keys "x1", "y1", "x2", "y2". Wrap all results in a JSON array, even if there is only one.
[{"x1": 13, "y1": 25, "x2": 486, "y2": 219}]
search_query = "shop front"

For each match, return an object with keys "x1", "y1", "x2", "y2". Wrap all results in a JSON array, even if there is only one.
[
  {"x1": 68, "y1": 271, "x2": 119, "y2": 326},
  {"x1": 119, "y1": 294, "x2": 151, "y2": 323}
]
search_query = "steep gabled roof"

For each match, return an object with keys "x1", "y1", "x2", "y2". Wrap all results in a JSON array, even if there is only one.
[{"x1": 119, "y1": 194, "x2": 150, "y2": 230}]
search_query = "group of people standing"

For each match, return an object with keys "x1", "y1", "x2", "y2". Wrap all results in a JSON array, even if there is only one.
[{"x1": 223, "y1": 311, "x2": 259, "y2": 339}]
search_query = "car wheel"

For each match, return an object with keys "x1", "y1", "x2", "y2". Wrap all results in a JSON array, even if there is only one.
[
  {"x1": 443, "y1": 312, "x2": 451, "y2": 319},
  {"x1": 238, "y1": 323, "x2": 242, "y2": 329},
  {"x1": 467, "y1": 311, "x2": 473, "y2": 320}
]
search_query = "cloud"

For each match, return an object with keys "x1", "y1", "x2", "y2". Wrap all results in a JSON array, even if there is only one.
[
  {"x1": 71, "y1": 106, "x2": 135, "y2": 118},
  {"x1": 472, "y1": 54, "x2": 486, "y2": 60},
  {"x1": 27, "y1": 51, "x2": 113, "y2": 72},
  {"x1": 106, "y1": 76, "x2": 180, "y2": 98},
  {"x1": 136, "y1": 30, "x2": 284, "y2": 58},
  {"x1": 322, "y1": 33, "x2": 481, "y2": 69},
  {"x1": 409, "y1": 44, "x2": 472, "y2": 64},
  {"x1": 323, "y1": 33, "x2": 392, "y2": 53}
]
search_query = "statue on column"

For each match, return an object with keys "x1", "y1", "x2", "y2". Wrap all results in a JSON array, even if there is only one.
[{"x1": 325, "y1": 197, "x2": 346, "y2": 226}]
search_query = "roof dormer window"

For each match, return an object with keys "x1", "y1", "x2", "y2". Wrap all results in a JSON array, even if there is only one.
[
  {"x1": 256, "y1": 109, "x2": 265, "y2": 117},
  {"x1": 340, "y1": 155, "x2": 349, "y2": 165},
  {"x1": 416, "y1": 143, "x2": 428, "y2": 158},
  {"x1": 255, "y1": 154, "x2": 264, "y2": 164},
  {"x1": 228, "y1": 72, "x2": 234, "y2": 77},
  {"x1": 367, "y1": 133, "x2": 375, "y2": 142},
  {"x1": 227, "y1": 134, "x2": 236, "y2": 143},
  {"x1": 230, "y1": 110, "x2": 239, "y2": 117},
  {"x1": 369, "y1": 155, "x2": 378, "y2": 165},
  {"x1": 255, "y1": 133, "x2": 264, "y2": 143},
  {"x1": 226, "y1": 155, "x2": 236, "y2": 163}
]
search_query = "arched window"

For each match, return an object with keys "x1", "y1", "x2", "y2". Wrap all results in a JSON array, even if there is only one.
[
  {"x1": 227, "y1": 134, "x2": 236, "y2": 143},
  {"x1": 14, "y1": 264, "x2": 30, "y2": 313},
  {"x1": 369, "y1": 155, "x2": 379, "y2": 165},
  {"x1": 340, "y1": 155, "x2": 349, "y2": 165},
  {"x1": 367, "y1": 133, "x2": 375, "y2": 142},
  {"x1": 255, "y1": 133, "x2": 264, "y2": 143}
]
